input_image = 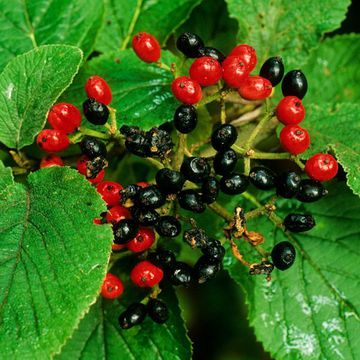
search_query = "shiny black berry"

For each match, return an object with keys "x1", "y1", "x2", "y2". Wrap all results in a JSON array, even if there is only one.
[
  {"x1": 260, "y1": 56, "x2": 284, "y2": 86},
  {"x1": 201, "y1": 177, "x2": 219, "y2": 204},
  {"x1": 178, "y1": 190, "x2": 206, "y2": 213},
  {"x1": 180, "y1": 157, "x2": 211, "y2": 183},
  {"x1": 194, "y1": 256, "x2": 221, "y2": 284},
  {"x1": 83, "y1": 98, "x2": 109, "y2": 125},
  {"x1": 147, "y1": 299, "x2": 168, "y2": 324},
  {"x1": 211, "y1": 124, "x2": 237, "y2": 151},
  {"x1": 220, "y1": 173, "x2": 249, "y2": 195},
  {"x1": 284, "y1": 213, "x2": 315, "y2": 232},
  {"x1": 183, "y1": 227, "x2": 209, "y2": 248},
  {"x1": 271, "y1": 241, "x2": 296, "y2": 271},
  {"x1": 113, "y1": 219, "x2": 139, "y2": 244},
  {"x1": 249, "y1": 166, "x2": 276, "y2": 190},
  {"x1": 137, "y1": 185, "x2": 166, "y2": 209},
  {"x1": 199, "y1": 47, "x2": 226, "y2": 63},
  {"x1": 213, "y1": 149, "x2": 238, "y2": 175},
  {"x1": 296, "y1": 179, "x2": 328, "y2": 203},
  {"x1": 80, "y1": 137, "x2": 107, "y2": 159},
  {"x1": 176, "y1": 32, "x2": 204, "y2": 58},
  {"x1": 119, "y1": 303, "x2": 147, "y2": 329},
  {"x1": 173, "y1": 105, "x2": 198, "y2": 134},
  {"x1": 281, "y1": 70, "x2": 308, "y2": 99},
  {"x1": 155, "y1": 216, "x2": 181, "y2": 237},
  {"x1": 276, "y1": 171, "x2": 301, "y2": 198},
  {"x1": 130, "y1": 207, "x2": 160, "y2": 226},
  {"x1": 148, "y1": 249, "x2": 176, "y2": 269},
  {"x1": 156, "y1": 168, "x2": 185, "y2": 194},
  {"x1": 201, "y1": 240, "x2": 225, "y2": 263},
  {"x1": 121, "y1": 126, "x2": 150, "y2": 157},
  {"x1": 168, "y1": 261, "x2": 193, "y2": 286}
]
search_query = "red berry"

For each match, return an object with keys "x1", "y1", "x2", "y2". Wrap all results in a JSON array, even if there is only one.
[
  {"x1": 127, "y1": 227, "x2": 155, "y2": 253},
  {"x1": 276, "y1": 96, "x2": 305, "y2": 125},
  {"x1": 280, "y1": 125, "x2": 310, "y2": 155},
  {"x1": 229, "y1": 44, "x2": 257, "y2": 72},
  {"x1": 136, "y1": 181, "x2": 150, "y2": 188},
  {"x1": 85, "y1": 76, "x2": 112, "y2": 105},
  {"x1": 222, "y1": 56, "x2": 250, "y2": 88},
  {"x1": 48, "y1": 103, "x2": 82, "y2": 134},
  {"x1": 238, "y1": 76, "x2": 272, "y2": 100},
  {"x1": 172, "y1": 76, "x2": 202, "y2": 104},
  {"x1": 189, "y1": 56, "x2": 222, "y2": 86},
  {"x1": 105, "y1": 205, "x2": 131, "y2": 224},
  {"x1": 112, "y1": 243, "x2": 127, "y2": 251},
  {"x1": 130, "y1": 261, "x2": 163, "y2": 288},
  {"x1": 37, "y1": 129, "x2": 70, "y2": 153},
  {"x1": 77, "y1": 155, "x2": 105, "y2": 184},
  {"x1": 93, "y1": 218, "x2": 102, "y2": 225},
  {"x1": 132, "y1": 32, "x2": 161, "y2": 63},
  {"x1": 305, "y1": 153, "x2": 338, "y2": 181},
  {"x1": 96, "y1": 181, "x2": 123, "y2": 207},
  {"x1": 40, "y1": 155, "x2": 64, "y2": 168},
  {"x1": 101, "y1": 273, "x2": 124, "y2": 299}
]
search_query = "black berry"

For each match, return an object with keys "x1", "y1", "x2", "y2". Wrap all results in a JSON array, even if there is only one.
[
  {"x1": 201, "y1": 240, "x2": 225, "y2": 263},
  {"x1": 276, "y1": 171, "x2": 301, "y2": 198},
  {"x1": 176, "y1": 32, "x2": 204, "y2": 58},
  {"x1": 178, "y1": 190, "x2": 206, "y2": 213},
  {"x1": 211, "y1": 124, "x2": 237, "y2": 151},
  {"x1": 259, "y1": 56, "x2": 284, "y2": 86},
  {"x1": 113, "y1": 219, "x2": 139, "y2": 244},
  {"x1": 249, "y1": 166, "x2": 276, "y2": 190},
  {"x1": 183, "y1": 227, "x2": 209, "y2": 248},
  {"x1": 146, "y1": 127, "x2": 174, "y2": 159},
  {"x1": 155, "y1": 216, "x2": 181, "y2": 237},
  {"x1": 168, "y1": 261, "x2": 193, "y2": 286},
  {"x1": 296, "y1": 179, "x2": 328, "y2": 203},
  {"x1": 130, "y1": 207, "x2": 160, "y2": 226},
  {"x1": 173, "y1": 105, "x2": 198, "y2": 134},
  {"x1": 121, "y1": 126, "x2": 150, "y2": 157},
  {"x1": 282, "y1": 70, "x2": 308, "y2": 99},
  {"x1": 80, "y1": 137, "x2": 107, "y2": 159},
  {"x1": 194, "y1": 256, "x2": 221, "y2": 284},
  {"x1": 148, "y1": 249, "x2": 176, "y2": 269},
  {"x1": 119, "y1": 302, "x2": 147, "y2": 329},
  {"x1": 271, "y1": 241, "x2": 296, "y2": 271},
  {"x1": 220, "y1": 173, "x2": 249, "y2": 195},
  {"x1": 137, "y1": 185, "x2": 166, "y2": 209},
  {"x1": 83, "y1": 98, "x2": 109, "y2": 125},
  {"x1": 147, "y1": 299, "x2": 168, "y2": 324},
  {"x1": 180, "y1": 157, "x2": 211, "y2": 183},
  {"x1": 213, "y1": 149, "x2": 238, "y2": 175},
  {"x1": 201, "y1": 177, "x2": 219, "y2": 204},
  {"x1": 284, "y1": 213, "x2": 315, "y2": 232},
  {"x1": 120, "y1": 184, "x2": 142, "y2": 204},
  {"x1": 199, "y1": 47, "x2": 226, "y2": 63},
  {"x1": 156, "y1": 168, "x2": 185, "y2": 194}
]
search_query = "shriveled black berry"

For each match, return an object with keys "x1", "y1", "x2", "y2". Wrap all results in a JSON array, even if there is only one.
[
  {"x1": 148, "y1": 250, "x2": 176, "y2": 269},
  {"x1": 176, "y1": 32, "x2": 204, "y2": 58},
  {"x1": 282, "y1": 70, "x2": 308, "y2": 99},
  {"x1": 120, "y1": 184, "x2": 141, "y2": 205},
  {"x1": 249, "y1": 166, "x2": 276, "y2": 190},
  {"x1": 173, "y1": 105, "x2": 198, "y2": 134},
  {"x1": 178, "y1": 190, "x2": 206, "y2": 213},
  {"x1": 201, "y1": 240, "x2": 225, "y2": 263},
  {"x1": 130, "y1": 207, "x2": 160, "y2": 226},
  {"x1": 156, "y1": 168, "x2": 185, "y2": 194},
  {"x1": 213, "y1": 149, "x2": 238, "y2": 175},
  {"x1": 284, "y1": 213, "x2": 315, "y2": 232},
  {"x1": 220, "y1": 173, "x2": 249, "y2": 195},
  {"x1": 168, "y1": 261, "x2": 193, "y2": 286},
  {"x1": 113, "y1": 219, "x2": 139, "y2": 244},
  {"x1": 119, "y1": 303, "x2": 147, "y2": 329},
  {"x1": 84, "y1": 156, "x2": 107, "y2": 179},
  {"x1": 83, "y1": 98, "x2": 109, "y2": 125},
  {"x1": 194, "y1": 256, "x2": 221, "y2": 284},
  {"x1": 211, "y1": 124, "x2": 237, "y2": 151},
  {"x1": 180, "y1": 157, "x2": 211, "y2": 183},
  {"x1": 276, "y1": 171, "x2": 301, "y2": 198},
  {"x1": 271, "y1": 241, "x2": 296, "y2": 271},
  {"x1": 201, "y1": 177, "x2": 219, "y2": 204},
  {"x1": 260, "y1": 56, "x2": 284, "y2": 86},
  {"x1": 80, "y1": 137, "x2": 107, "y2": 159},
  {"x1": 296, "y1": 179, "x2": 328, "y2": 203},
  {"x1": 137, "y1": 185, "x2": 166, "y2": 209},
  {"x1": 183, "y1": 227, "x2": 209, "y2": 248},
  {"x1": 120, "y1": 125, "x2": 150, "y2": 157},
  {"x1": 146, "y1": 127, "x2": 174, "y2": 159},
  {"x1": 155, "y1": 216, "x2": 181, "y2": 237},
  {"x1": 199, "y1": 47, "x2": 226, "y2": 63},
  {"x1": 147, "y1": 299, "x2": 168, "y2": 324}
]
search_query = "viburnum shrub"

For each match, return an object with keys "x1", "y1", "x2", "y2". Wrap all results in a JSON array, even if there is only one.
[{"x1": 0, "y1": 2, "x2": 359, "y2": 360}]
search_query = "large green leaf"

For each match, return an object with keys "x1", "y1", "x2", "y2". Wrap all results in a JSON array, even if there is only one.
[
  {"x1": 0, "y1": 167, "x2": 113, "y2": 359},
  {"x1": 0, "y1": 45, "x2": 82, "y2": 150},
  {"x1": 224, "y1": 182, "x2": 360, "y2": 359},
  {"x1": 225, "y1": 0, "x2": 350, "y2": 67},
  {"x1": 0, "y1": 0, "x2": 103, "y2": 70}
]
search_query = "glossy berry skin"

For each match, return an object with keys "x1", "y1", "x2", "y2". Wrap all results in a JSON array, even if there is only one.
[
  {"x1": 101, "y1": 273, "x2": 124, "y2": 299},
  {"x1": 156, "y1": 168, "x2": 185, "y2": 194},
  {"x1": 249, "y1": 166, "x2": 276, "y2": 190},
  {"x1": 296, "y1": 179, "x2": 328, "y2": 203},
  {"x1": 168, "y1": 261, "x2": 193, "y2": 286},
  {"x1": 229, "y1": 44, "x2": 257, "y2": 72},
  {"x1": 178, "y1": 190, "x2": 206, "y2": 213},
  {"x1": 280, "y1": 125, "x2": 310, "y2": 155},
  {"x1": 238, "y1": 76, "x2": 272, "y2": 100},
  {"x1": 147, "y1": 299, "x2": 168, "y2": 324},
  {"x1": 155, "y1": 216, "x2": 181, "y2": 237},
  {"x1": 173, "y1": 105, "x2": 198, "y2": 134},
  {"x1": 48, "y1": 103, "x2": 81, "y2": 133},
  {"x1": 222, "y1": 56, "x2": 250, "y2": 88},
  {"x1": 85, "y1": 76, "x2": 112, "y2": 105},
  {"x1": 202, "y1": 240, "x2": 225, "y2": 263},
  {"x1": 189, "y1": 57, "x2": 222, "y2": 86},
  {"x1": 198, "y1": 47, "x2": 226, "y2": 63},
  {"x1": 180, "y1": 157, "x2": 210, "y2": 183},
  {"x1": 130, "y1": 261, "x2": 163, "y2": 288},
  {"x1": 148, "y1": 250, "x2": 176, "y2": 269},
  {"x1": 305, "y1": 153, "x2": 338, "y2": 182},
  {"x1": 113, "y1": 219, "x2": 139, "y2": 244},
  {"x1": 172, "y1": 76, "x2": 202, "y2": 105},
  {"x1": 259, "y1": 56, "x2": 284, "y2": 86},
  {"x1": 194, "y1": 255, "x2": 221, "y2": 284},
  {"x1": 211, "y1": 124, "x2": 237, "y2": 151},
  {"x1": 106, "y1": 205, "x2": 131, "y2": 224},
  {"x1": 284, "y1": 213, "x2": 315, "y2": 232},
  {"x1": 127, "y1": 227, "x2": 155, "y2": 253},
  {"x1": 276, "y1": 96, "x2": 305, "y2": 125},
  {"x1": 130, "y1": 207, "x2": 159, "y2": 226},
  {"x1": 176, "y1": 32, "x2": 204, "y2": 58},
  {"x1": 213, "y1": 149, "x2": 238, "y2": 175},
  {"x1": 276, "y1": 171, "x2": 301, "y2": 198},
  {"x1": 83, "y1": 98, "x2": 109, "y2": 125},
  {"x1": 80, "y1": 137, "x2": 107, "y2": 159},
  {"x1": 96, "y1": 181, "x2": 123, "y2": 207},
  {"x1": 77, "y1": 156, "x2": 105, "y2": 184},
  {"x1": 201, "y1": 177, "x2": 219, "y2": 204},
  {"x1": 40, "y1": 155, "x2": 64, "y2": 168},
  {"x1": 282, "y1": 70, "x2": 308, "y2": 99},
  {"x1": 220, "y1": 173, "x2": 249, "y2": 195},
  {"x1": 132, "y1": 32, "x2": 161, "y2": 63},
  {"x1": 37, "y1": 129, "x2": 69, "y2": 153},
  {"x1": 119, "y1": 303, "x2": 147, "y2": 329},
  {"x1": 137, "y1": 185, "x2": 166, "y2": 209},
  {"x1": 271, "y1": 241, "x2": 296, "y2": 271}
]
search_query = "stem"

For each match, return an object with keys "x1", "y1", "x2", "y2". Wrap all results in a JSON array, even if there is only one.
[
  {"x1": 157, "y1": 61, "x2": 172, "y2": 72},
  {"x1": 108, "y1": 107, "x2": 118, "y2": 134},
  {"x1": 293, "y1": 156, "x2": 305, "y2": 170},
  {"x1": 196, "y1": 88, "x2": 234, "y2": 108},
  {"x1": 250, "y1": 151, "x2": 291, "y2": 160},
  {"x1": 79, "y1": 127, "x2": 110, "y2": 140},
  {"x1": 120, "y1": 0, "x2": 142, "y2": 49},
  {"x1": 172, "y1": 133, "x2": 186, "y2": 171},
  {"x1": 244, "y1": 157, "x2": 251, "y2": 175},
  {"x1": 144, "y1": 157, "x2": 164, "y2": 169},
  {"x1": 208, "y1": 202, "x2": 233, "y2": 222}
]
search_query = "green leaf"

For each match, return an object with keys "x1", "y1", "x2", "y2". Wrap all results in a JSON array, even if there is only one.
[
  {"x1": 95, "y1": 0, "x2": 202, "y2": 53},
  {"x1": 62, "y1": 49, "x2": 179, "y2": 129},
  {"x1": 0, "y1": 0, "x2": 103, "y2": 70},
  {"x1": 225, "y1": 0, "x2": 351, "y2": 66},
  {"x1": 0, "y1": 167, "x2": 113, "y2": 358},
  {"x1": 0, "y1": 160, "x2": 13, "y2": 191},
  {"x1": 57, "y1": 286, "x2": 192, "y2": 360},
  {"x1": 224, "y1": 182, "x2": 360, "y2": 359},
  {"x1": 0, "y1": 45, "x2": 82, "y2": 150}
]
